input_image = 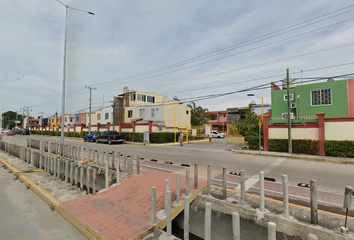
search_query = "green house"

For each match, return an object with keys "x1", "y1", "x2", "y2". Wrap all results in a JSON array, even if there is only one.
[{"x1": 270, "y1": 79, "x2": 354, "y2": 124}]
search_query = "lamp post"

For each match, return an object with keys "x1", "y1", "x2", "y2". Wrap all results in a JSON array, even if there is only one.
[
  {"x1": 56, "y1": 0, "x2": 94, "y2": 155},
  {"x1": 174, "y1": 102, "x2": 183, "y2": 143},
  {"x1": 247, "y1": 94, "x2": 263, "y2": 123}
]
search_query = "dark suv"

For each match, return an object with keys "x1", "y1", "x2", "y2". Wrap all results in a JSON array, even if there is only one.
[{"x1": 22, "y1": 128, "x2": 30, "y2": 135}]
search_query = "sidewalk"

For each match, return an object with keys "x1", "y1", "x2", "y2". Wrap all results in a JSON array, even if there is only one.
[{"x1": 232, "y1": 149, "x2": 354, "y2": 164}]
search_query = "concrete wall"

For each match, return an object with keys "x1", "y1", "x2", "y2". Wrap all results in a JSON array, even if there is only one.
[
  {"x1": 269, "y1": 127, "x2": 319, "y2": 140},
  {"x1": 325, "y1": 122, "x2": 354, "y2": 140}
]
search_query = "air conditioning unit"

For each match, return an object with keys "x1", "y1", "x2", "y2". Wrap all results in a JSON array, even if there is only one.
[
  {"x1": 291, "y1": 103, "x2": 296, "y2": 108},
  {"x1": 281, "y1": 113, "x2": 294, "y2": 120}
]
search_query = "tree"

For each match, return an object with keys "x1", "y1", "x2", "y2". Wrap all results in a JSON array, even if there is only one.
[
  {"x1": 187, "y1": 101, "x2": 209, "y2": 126},
  {"x1": 235, "y1": 105, "x2": 260, "y2": 137},
  {"x1": 2, "y1": 111, "x2": 23, "y2": 129}
]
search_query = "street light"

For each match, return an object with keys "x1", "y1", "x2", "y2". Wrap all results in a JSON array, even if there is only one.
[
  {"x1": 174, "y1": 102, "x2": 183, "y2": 143},
  {"x1": 247, "y1": 94, "x2": 263, "y2": 123},
  {"x1": 56, "y1": 0, "x2": 94, "y2": 155}
]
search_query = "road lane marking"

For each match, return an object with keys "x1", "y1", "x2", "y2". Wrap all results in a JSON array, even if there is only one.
[{"x1": 235, "y1": 158, "x2": 285, "y2": 191}]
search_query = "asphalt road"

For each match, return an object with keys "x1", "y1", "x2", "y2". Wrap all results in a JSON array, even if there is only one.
[
  {"x1": 11, "y1": 135, "x2": 354, "y2": 193},
  {"x1": 0, "y1": 163, "x2": 87, "y2": 240}
]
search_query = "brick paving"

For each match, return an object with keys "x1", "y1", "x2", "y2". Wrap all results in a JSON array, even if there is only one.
[{"x1": 62, "y1": 169, "x2": 206, "y2": 240}]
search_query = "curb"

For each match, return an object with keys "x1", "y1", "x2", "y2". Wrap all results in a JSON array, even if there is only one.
[
  {"x1": 232, "y1": 150, "x2": 354, "y2": 165},
  {"x1": 0, "y1": 155, "x2": 106, "y2": 240}
]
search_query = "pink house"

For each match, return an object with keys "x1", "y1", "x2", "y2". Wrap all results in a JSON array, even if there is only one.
[{"x1": 208, "y1": 111, "x2": 227, "y2": 133}]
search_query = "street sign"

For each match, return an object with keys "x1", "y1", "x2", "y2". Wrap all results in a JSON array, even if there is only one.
[
  {"x1": 15, "y1": 121, "x2": 20, "y2": 123},
  {"x1": 258, "y1": 119, "x2": 262, "y2": 128}
]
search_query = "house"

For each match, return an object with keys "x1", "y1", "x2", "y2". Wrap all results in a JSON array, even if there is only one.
[
  {"x1": 227, "y1": 107, "x2": 249, "y2": 125},
  {"x1": 263, "y1": 78, "x2": 354, "y2": 155},
  {"x1": 114, "y1": 87, "x2": 191, "y2": 132},
  {"x1": 208, "y1": 111, "x2": 227, "y2": 133}
]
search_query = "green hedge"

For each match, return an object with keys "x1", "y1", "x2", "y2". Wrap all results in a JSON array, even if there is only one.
[
  {"x1": 120, "y1": 132, "x2": 144, "y2": 142},
  {"x1": 325, "y1": 140, "x2": 354, "y2": 158},
  {"x1": 247, "y1": 135, "x2": 263, "y2": 150},
  {"x1": 268, "y1": 139, "x2": 319, "y2": 155}
]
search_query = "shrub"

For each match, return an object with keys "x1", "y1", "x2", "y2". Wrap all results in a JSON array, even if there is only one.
[
  {"x1": 247, "y1": 135, "x2": 263, "y2": 150},
  {"x1": 325, "y1": 140, "x2": 354, "y2": 158},
  {"x1": 268, "y1": 139, "x2": 319, "y2": 155}
]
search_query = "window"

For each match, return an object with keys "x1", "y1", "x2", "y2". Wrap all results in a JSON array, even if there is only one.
[
  {"x1": 130, "y1": 94, "x2": 136, "y2": 101},
  {"x1": 186, "y1": 110, "x2": 189, "y2": 114},
  {"x1": 311, "y1": 89, "x2": 332, "y2": 106},
  {"x1": 147, "y1": 96, "x2": 155, "y2": 103},
  {"x1": 128, "y1": 110, "x2": 133, "y2": 118},
  {"x1": 151, "y1": 108, "x2": 155, "y2": 117},
  {"x1": 137, "y1": 94, "x2": 146, "y2": 102},
  {"x1": 210, "y1": 115, "x2": 217, "y2": 120},
  {"x1": 65, "y1": 117, "x2": 67, "y2": 122},
  {"x1": 76, "y1": 116, "x2": 79, "y2": 122},
  {"x1": 156, "y1": 108, "x2": 159, "y2": 111},
  {"x1": 105, "y1": 113, "x2": 109, "y2": 119},
  {"x1": 69, "y1": 117, "x2": 73, "y2": 122},
  {"x1": 283, "y1": 94, "x2": 294, "y2": 101},
  {"x1": 140, "y1": 108, "x2": 145, "y2": 118},
  {"x1": 97, "y1": 114, "x2": 101, "y2": 120}
]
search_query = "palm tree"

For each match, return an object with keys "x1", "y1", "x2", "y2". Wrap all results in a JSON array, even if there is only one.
[{"x1": 187, "y1": 101, "x2": 209, "y2": 126}]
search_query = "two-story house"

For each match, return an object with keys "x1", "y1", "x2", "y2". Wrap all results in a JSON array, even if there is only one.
[
  {"x1": 208, "y1": 111, "x2": 227, "y2": 133},
  {"x1": 264, "y1": 78, "x2": 354, "y2": 155}
]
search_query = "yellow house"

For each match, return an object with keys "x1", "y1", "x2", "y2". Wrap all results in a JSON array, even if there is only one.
[{"x1": 116, "y1": 87, "x2": 191, "y2": 132}]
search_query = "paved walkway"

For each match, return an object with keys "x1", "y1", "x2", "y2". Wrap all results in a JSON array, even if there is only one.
[{"x1": 62, "y1": 169, "x2": 206, "y2": 240}]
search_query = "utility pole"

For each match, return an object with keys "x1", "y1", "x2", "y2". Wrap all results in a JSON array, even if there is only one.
[
  {"x1": 22, "y1": 106, "x2": 31, "y2": 128},
  {"x1": 85, "y1": 86, "x2": 97, "y2": 133},
  {"x1": 286, "y1": 69, "x2": 292, "y2": 154}
]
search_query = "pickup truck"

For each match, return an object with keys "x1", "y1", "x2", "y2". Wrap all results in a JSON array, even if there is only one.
[{"x1": 95, "y1": 131, "x2": 126, "y2": 145}]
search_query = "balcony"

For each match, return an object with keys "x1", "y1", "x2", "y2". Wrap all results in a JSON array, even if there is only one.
[{"x1": 269, "y1": 115, "x2": 318, "y2": 125}]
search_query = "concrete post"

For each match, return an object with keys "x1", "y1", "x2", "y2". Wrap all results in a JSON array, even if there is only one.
[
  {"x1": 31, "y1": 151, "x2": 34, "y2": 166},
  {"x1": 167, "y1": 190, "x2": 172, "y2": 236},
  {"x1": 151, "y1": 187, "x2": 157, "y2": 225},
  {"x1": 39, "y1": 154, "x2": 43, "y2": 170},
  {"x1": 307, "y1": 233, "x2": 318, "y2": 240},
  {"x1": 176, "y1": 173, "x2": 180, "y2": 204},
  {"x1": 186, "y1": 167, "x2": 190, "y2": 197},
  {"x1": 92, "y1": 149, "x2": 95, "y2": 163},
  {"x1": 310, "y1": 179, "x2": 318, "y2": 225},
  {"x1": 48, "y1": 141, "x2": 51, "y2": 154},
  {"x1": 232, "y1": 212, "x2": 240, "y2": 240},
  {"x1": 241, "y1": 170, "x2": 245, "y2": 205},
  {"x1": 124, "y1": 152, "x2": 127, "y2": 172},
  {"x1": 80, "y1": 167, "x2": 84, "y2": 190},
  {"x1": 86, "y1": 167, "x2": 91, "y2": 194},
  {"x1": 205, "y1": 202, "x2": 211, "y2": 240},
  {"x1": 92, "y1": 168, "x2": 97, "y2": 195},
  {"x1": 117, "y1": 152, "x2": 121, "y2": 170},
  {"x1": 65, "y1": 160, "x2": 69, "y2": 182},
  {"x1": 222, "y1": 166, "x2": 227, "y2": 200},
  {"x1": 184, "y1": 195, "x2": 190, "y2": 240},
  {"x1": 268, "y1": 222, "x2": 276, "y2": 240},
  {"x1": 207, "y1": 164, "x2": 211, "y2": 196},
  {"x1": 96, "y1": 149, "x2": 100, "y2": 164},
  {"x1": 111, "y1": 151, "x2": 115, "y2": 169},
  {"x1": 101, "y1": 150, "x2": 104, "y2": 166},
  {"x1": 53, "y1": 157, "x2": 57, "y2": 177},
  {"x1": 105, "y1": 162, "x2": 109, "y2": 189},
  {"x1": 127, "y1": 155, "x2": 131, "y2": 179},
  {"x1": 81, "y1": 146, "x2": 84, "y2": 162},
  {"x1": 282, "y1": 174, "x2": 289, "y2": 218},
  {"x1": 88, "y1": 149, "x2": 92, "y2": 163},
  {"x1": 260, "y1": 172, "x2": 265, "y2": 212},
  {"x1": 129, "y1": 153, "x2": 133, "y2": 175},
  {"x1": 116, "y1": 158, "x2": 120, "y2": 184},
  {"x1": 57, "y1": 158, "x2": 61, "y2": 179},
  {"x1": 137, "y1": 155, "x2": 140, "y2": 175},
  {"x1": 74, "y1": 165, "x2": 78, "y2": 186},
  {"x1": 106, "y1": 151, "x2": 110, "y2": 166},
  {"x1": 70, "y1": 161, "x2": 74, "y2": 184},
  {"x1": 165, "y1": 179, "x2": 169, "y2": 214},
  {"x1": 194, "y1": 162, "x2": 198, "y2": 190}
]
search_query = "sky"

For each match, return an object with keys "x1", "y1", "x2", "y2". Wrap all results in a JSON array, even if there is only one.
[{"x1": 1, "y1": 0, "x2": 354, "y2": 118}]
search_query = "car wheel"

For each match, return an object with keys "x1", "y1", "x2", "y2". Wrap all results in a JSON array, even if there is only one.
[
  {"x1": 218, "y1": 136, "x2": 221, "y2": 138},
  {"x1": 108, "y1": 138, "x2": 112, "y2": 145},
  {"x1": 96, "y1": 139, "x2": 99, "y2": 143},
  {"x1": 91, "y1": 139, "x2": 93, "y2": 142},
  {"x1": 83, "y1": 138, "x2": 86, "y2": 142}
]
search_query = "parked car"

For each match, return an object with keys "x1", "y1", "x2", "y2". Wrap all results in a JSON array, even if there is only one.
[
  {"x1": 14, "y1": 129, "x2": 22, "y2": 135},
  {"x1": 22, "y1": 128, "x2": 30, "y2": 135},
  {"x1": 83, "y1": 132, "x2": 98, "y2": 142},
  {"x1": 212, "y1": 131, "x2": 225, "y2": 138},
  {"x1": 1, "y1": 129, "x2": 10, "y2": 134},
  {"x1": 95, "y1": 131, "x2": 126, "y2": 145},
  {"x1": 6, "y1": 131, "x2": 15, "y2": 136}
]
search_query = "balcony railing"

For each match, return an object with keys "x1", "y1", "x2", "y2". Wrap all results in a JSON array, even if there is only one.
[{"x1": 269, "y1": 115, "x2": 318, "y2": 125}]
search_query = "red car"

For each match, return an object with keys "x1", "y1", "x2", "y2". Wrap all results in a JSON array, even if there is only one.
[{"x1": 6, "y1": 131, "x2": 15, "y2": 136}]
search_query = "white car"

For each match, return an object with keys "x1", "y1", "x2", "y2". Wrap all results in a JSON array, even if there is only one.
[
  {"x1": 1, "y1": 129, "x2": 10, "y2": 134},
  {"x1": 212, "y1": 131, "x2": 225, "y2": 138}
]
